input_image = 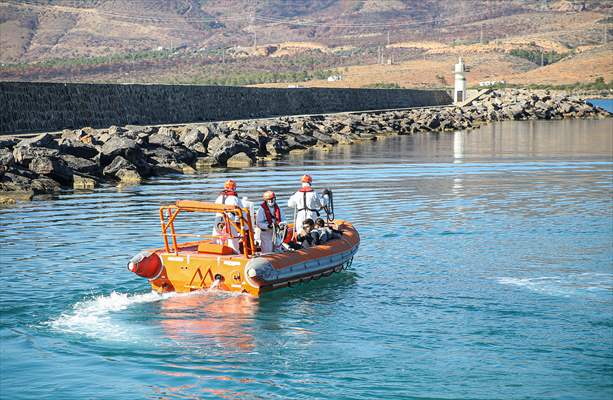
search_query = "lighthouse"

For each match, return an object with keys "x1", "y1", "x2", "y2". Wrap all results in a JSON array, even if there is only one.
[{"x1": 454, "y1": 57, "x2": 468, "y2": 104}]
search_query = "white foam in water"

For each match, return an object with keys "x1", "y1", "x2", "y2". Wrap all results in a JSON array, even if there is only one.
[
  {"x1": 49, "y1": 290, "x2": 203, "y2": 342},
  {"x1": 497, "y1": 273, "x2": 613, "y2": 297}
]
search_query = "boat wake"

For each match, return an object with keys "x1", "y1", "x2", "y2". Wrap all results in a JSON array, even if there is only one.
[
  {"x1": 48, "y1": 289, "x2": 228, "y2": 343},
  {"x1": 497, "y1": 272, "x2": 613, "y2": 298}
]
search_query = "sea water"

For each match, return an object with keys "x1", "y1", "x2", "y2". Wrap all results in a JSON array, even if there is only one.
[{"x1": 1, "y1": 119, "x2": 612, "y2": 399}]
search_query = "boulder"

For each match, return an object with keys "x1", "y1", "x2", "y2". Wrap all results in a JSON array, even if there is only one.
[
  {"x1": 191, "y1": 142, "x2": 208, "y2": 155},
  {"x1": 17, "y1": 133, "x2": 57, "y2": 149},
  {"x1": 266, "y1": 138, "x2": 290, "y2": 157},
  {"x1": 0, "y1": 148, "x2": 15, "y2": 168},
  {"x1": 1, "y1": 170, "x2": 33, "y2": 193},
  {"x1": 227, "y1": 152, "x2": 254, "y2": 168},
  {"x1": 13, "y1": 146, "x2": 60, "y2": 167},
  {"x1": 149, "y1": 128, "x2": 180, "y2": 148},
  {"x1": 31, "y1": 177, "x2": 62, "y2": 194},
  {"x1": 100, "y1": 136, "x2": 150, "y2": 175},
  {"x1": 59, "y1": 154, "x2": 100, "y2": 175},
  {"x1": 195, "y1": 157, "x2": 216, "y2": 169},
  {"x1": 313, "y1": 132, "x2": 338, "y2": 145},
  {"x1": 103, "y1": 156, "x2": 135, "y2": 177},
  {"x1": 182, "y1": 165, "x2": 197, "y2": 174},
  {"x1": 284, "y1": 135, "x2": 308, "y2": 150},
  {"x1": 28, "y1": 156, "x2": 73, "y2": 184},
  {"x1": 180, "y1": 127, "x2": 204, "y2": 148},
  {"x1": 100, "y1": 136, "x2": 140, "y2": 165},
  {"x1": 292, "y1": 134, "x2": 318, "y2": 147},
  {"x1": 0, "y1": 197, "x2": 17, "y2": 206},
  {"x1": 73, "y1": 175, "x2": 97, "y2": 190},
  {"x1": 58, "y1": 138, "x2": 99, "y2": 159},
  {"x1": 169, "y1": 145, "x2": 197, "y2": 164},
  {"x1": 211, "y1": 138, "x2": 252, "y2": 165},
  {"x1": 116, "y1": 169, "x2": 142, "y2": 184}
]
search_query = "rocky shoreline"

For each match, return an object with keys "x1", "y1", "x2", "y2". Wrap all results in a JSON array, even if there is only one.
[{"x1": 0, "y1": 89, "x2": 610, "y2": 205}]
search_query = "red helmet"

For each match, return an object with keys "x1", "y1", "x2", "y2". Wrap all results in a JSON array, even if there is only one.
[
  {"x1": 300, "y1": 174, "x2": 312, "y2": 184},
  {"x1": 224, "y1": 179, "x2": 237, "y2": 190},
  {"x1": 263, "y1": 190, "x2": 276, "y2": 200}
]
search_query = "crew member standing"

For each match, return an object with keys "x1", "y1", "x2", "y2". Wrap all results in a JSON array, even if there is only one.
[
  {"x1": 288, "y1": 174, "x2": 324, "y2": 233},
  {"x1": 255, "y1": 191, "x2": 285, "y2": 253},
  {"x1": 213, "y1": 179, "x2": 244, "y2": 252}
]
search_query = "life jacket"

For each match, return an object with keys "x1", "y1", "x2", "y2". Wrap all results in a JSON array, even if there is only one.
[
  {"x1": 297, "y1": 187, "x2": 320, "y2": 216},
  {"x1": 220, "y1": 189, "x2": 237, "y2": 204},
  {"x1": 261, "y1": 202, "x2": 281, "y2": 226}
]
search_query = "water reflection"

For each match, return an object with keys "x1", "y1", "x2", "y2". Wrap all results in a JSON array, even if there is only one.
[{"x1": 159, "y1": 292, "x2": 258, "y2": 353}]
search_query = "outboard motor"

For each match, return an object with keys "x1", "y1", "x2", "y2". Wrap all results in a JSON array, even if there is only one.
[{"x1": 321, "y1": 188, "x2": 335, "y2": 222}]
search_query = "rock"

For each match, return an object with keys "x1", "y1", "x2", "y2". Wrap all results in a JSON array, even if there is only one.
[
  {"x1": 0, "y1": 139, "x2": 18, "y2": 149},
  {"x1": 73, "y1": 175, "x2": 97, "y2": 189},
  {"x1": 206, "y1": 136, "x2": 225, "y2": 154},
  {"x1": 28, "y1": 156, "x2": 73, "y2": 184},
  {"x1": 182, "y1": 165, "x2": 197, "y2": 174},
  {"x1": 12, "y1": 146, "x2": 60, "y2": 167},
  {"x1": 116, "y1": 169, "x2": 142, "y2": 184},
  {"x1": 103, "y1": 156, "x2": 135, "y2": 177},
  {"x1": 31, "y1": 177, "x2": 61, "y2": 194},
  {"x1": 195, "y1": 157, "x2": 216, "y2": 169},
  {"x1": 59, "y1": 154, "x2": 100, "y2": 175},
  {"x1": 0, "y1": 197, "x2": 17, "y2": 206},
  {"x1": 266, "y1": 138, "x2": 290, "y2": 157},
  {"x1": 100, "y1": 136, "x2": 140, "y2": 164},
  {"x1": 100, "y1": 136, "x2": 150, "y2": 175},
  {"x1": 313, "y1": 132, "x2": 338, "y2": 145},
  {"x1": 427, "y1": 116, "x2": 441, "y2": 129},
  {"x1": 58, "y1": 138, "x2": 99, "y2": 159},
  {"x1": 506, "y1": 104, "x2": 525, "y2": 120},
  {"x1": 211, "y1": 138, "x2": 252, "y2": 166},
  {"x1": 149, "y1": 128, "x2": 180, "y2": 148},
  {"x1": 17, "y1": 133, "x2": 57, "y2": 149},
  {"x1": 180, "y1": 127, "x2": 204, "y2": 148},
  {"x1": 227, "y1": 152, "x2": 254, "y2": 168},
  {"x1": 0, "y1": 148, "x2": 15, "y2": 167},
  {"x1": 191, "y1": 142, "x2": 208, "y2": 155},
  {"x1": 169, "y1": 145, "x2": 196, "y2": 164},
  {"x1": 331, "y1": 133, "x2": 354, "y2": 145}
]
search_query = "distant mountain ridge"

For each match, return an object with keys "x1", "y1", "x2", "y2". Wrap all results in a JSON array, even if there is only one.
[
  {"x1": 0, "y1": 0, "x2": 611, "y2": 87},
  {"x1": 1, "y1": 0, "x2": 610, "y2": 62}
]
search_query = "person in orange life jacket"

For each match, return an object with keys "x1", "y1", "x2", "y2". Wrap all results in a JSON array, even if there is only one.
[
  {"x1": 287, "y1": 174, "x2": 324, "y2": 233},
  {"x1": 213, "y1": 179, "x2": 245, "y2": 253},
  {"x1": 255, "y1": 191, "x2": 285, "y2": 253},
  {"x1": 296, "y1": 218, "x2": 321, "y2": 249}
]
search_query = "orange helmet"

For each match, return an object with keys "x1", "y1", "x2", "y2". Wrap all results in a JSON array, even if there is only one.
[
  {"x1": 263, "y1": 190, "x2": 276, "y2": 200},
  {"x1": 224, "y1": 179, "x2": 237, "y2": 190},
  {"x1": 300, "y1": 174, "x2": 312, "y2": 184}
]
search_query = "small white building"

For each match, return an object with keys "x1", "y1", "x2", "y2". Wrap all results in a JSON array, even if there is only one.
[
  {"x1": 454, "y1": 57, "x2": 469, "y2": 104},
  {"x1": 327, "y1": 75, "x2": 343, "y2": 82}
]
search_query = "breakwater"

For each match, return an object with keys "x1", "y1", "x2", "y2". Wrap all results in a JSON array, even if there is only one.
[
  {"x1": 0, "y1": 82, "x2": 451, "y2": 134},
  {"x1": 0, "y1": 89, "x2": 610, "y2": 203}
]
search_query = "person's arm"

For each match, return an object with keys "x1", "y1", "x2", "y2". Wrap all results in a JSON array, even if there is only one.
[
  {"x1": 255, "y1": 208, "x2": 268, "y2": 230},
  {"x1": 287, "y1": 193, "x2": 297, "y2": 208}
]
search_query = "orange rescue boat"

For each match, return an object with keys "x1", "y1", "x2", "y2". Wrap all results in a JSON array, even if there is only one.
[{"x1": 127, "y1": 200, "x2": 359, "y2": 296}]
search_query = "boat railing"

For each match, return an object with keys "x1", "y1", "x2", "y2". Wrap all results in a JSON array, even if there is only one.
[{"x1": 159, "y1": 200, "x2": 255, "y2": 257}]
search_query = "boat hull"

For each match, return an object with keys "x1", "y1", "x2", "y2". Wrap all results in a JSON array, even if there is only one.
[{"x1": 135, "y1": 220, "x2": 359, "y2": 296}]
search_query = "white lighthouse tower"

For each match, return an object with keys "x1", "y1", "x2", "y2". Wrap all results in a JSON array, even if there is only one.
[{"x1": 454, "y1": 57, "x2": 468, "y2": 104}]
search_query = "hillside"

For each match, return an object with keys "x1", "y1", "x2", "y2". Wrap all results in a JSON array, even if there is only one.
[{"x1": 0, "y1": 0, "x2": 611, "y2": 87}]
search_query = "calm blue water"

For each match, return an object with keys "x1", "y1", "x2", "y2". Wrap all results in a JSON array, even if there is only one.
[{"x1": 1, "y1": 119, "x2": 612, "y2": 400}]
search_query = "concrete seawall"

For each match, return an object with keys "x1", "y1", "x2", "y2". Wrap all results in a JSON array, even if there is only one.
[{"x1": 0, "y1": 82, "x2": 452, "y2": 134}]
